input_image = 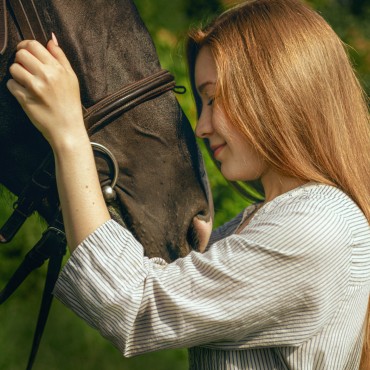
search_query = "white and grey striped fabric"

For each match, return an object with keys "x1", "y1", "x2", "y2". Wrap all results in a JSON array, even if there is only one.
[{"x1": 54, "y1": 183, "x2": 370, "y2": 369}]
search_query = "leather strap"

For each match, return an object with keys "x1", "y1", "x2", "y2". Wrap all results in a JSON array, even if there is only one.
[
  {"x1": 85, "y1": 69, "x2": 176, "y2": 134},
  {"x1": 0, "y1": 0, "x2": 7, "y2": 54},
  {"x1": 0, "y1": 209, "x2": 66, "y2": 370},
  {"x1": 25, "y1": 211, "x2": 66, "y2": 370},
  {"x1": 7, "y1": 0, "x2": 47, "y2": 45},
  {"x1": 26, "y1": 248, "x2": 64, "y2": 370},
  {"x1": 0, "y1": 152, "x2": 55, "y2": 243},
  {"x1": 0, "y1": 210, "x2": 66, "y2": 304}
]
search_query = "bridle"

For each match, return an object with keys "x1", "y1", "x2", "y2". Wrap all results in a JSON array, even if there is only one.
[
  {"x1": 92, "y1": 142, "x2": 119, "y2": 203},
  {"x1": 0, "y1": 1, "x2": 177, "y2": 369}
]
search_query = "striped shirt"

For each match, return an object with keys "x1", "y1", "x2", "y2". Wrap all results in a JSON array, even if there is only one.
[{"x1": 54, "y1": 183, "x2": 370, "y2": 369}]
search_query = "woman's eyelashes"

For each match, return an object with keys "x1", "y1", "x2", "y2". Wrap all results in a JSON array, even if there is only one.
[{"x1": 207, "y1": 97, "x2": 215, "y2": 106}]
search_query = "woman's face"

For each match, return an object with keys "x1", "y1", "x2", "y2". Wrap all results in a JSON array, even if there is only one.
[{"x1": 194, "y1": 46, "x2": 268, "y2": 182}]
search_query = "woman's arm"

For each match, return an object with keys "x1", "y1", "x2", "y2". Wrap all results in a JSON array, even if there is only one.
[
  {"x1": 7, "y1": 37, "x2": 110, "y2": 251},
  {"x1": 54, "y1": 189, "x2": 355, "y2": 356},
  {"x1": 53, "y1": 138, "x2": 111, "y2": 250}
]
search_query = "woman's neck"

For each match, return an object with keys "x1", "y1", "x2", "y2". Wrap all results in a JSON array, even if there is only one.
[{"x1": 261, "y1": 169, "x2": 308, "y2": 203}]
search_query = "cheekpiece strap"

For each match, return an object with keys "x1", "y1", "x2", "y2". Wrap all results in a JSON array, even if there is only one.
[
  {"x1": 7, "y1": 0, "x2": 47, "y2": 45},
  {"x1": 0, "y1": 0, "x2": 7, "y2": 54}
]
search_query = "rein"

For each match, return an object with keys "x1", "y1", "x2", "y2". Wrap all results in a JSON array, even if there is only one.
[{"x1": 0, "y1": 1, "x2": 176, "y2": 369}]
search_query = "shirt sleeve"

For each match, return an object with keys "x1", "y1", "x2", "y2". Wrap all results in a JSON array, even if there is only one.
[
  {"x1": 53, "y1": 195, "x2": 352, "y2": 357},
  {"x1": 207, "y1": 209, "x2": 245, "y2": 246}
]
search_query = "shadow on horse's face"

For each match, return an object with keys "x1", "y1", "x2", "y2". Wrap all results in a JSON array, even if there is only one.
[{"x1": 0, "y1": 0, "x2": 212, "y2": 261}]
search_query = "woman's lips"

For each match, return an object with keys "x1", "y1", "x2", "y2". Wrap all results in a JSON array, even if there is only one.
[{"x1": 211, "y1": 144, "x2": 226, "y2": 159}]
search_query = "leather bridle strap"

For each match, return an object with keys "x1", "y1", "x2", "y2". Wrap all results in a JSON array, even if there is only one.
[
  {"x1": 0, "y1": 210, "x2": 65, "y2": 304},
  {"x1": 0, "y1": 208, "x2": 66, "y2": 370},
  {"x1": 26, "y1": 237, "x2": 65, "y2": 370},
  {"x1": 26, "y1": 210, "x2": 66, "y2": 370},
  {"x1": 85, "y1": 69, "x2": 176, "y2": 135},
  {"x1": 7, "y1": 0, "x2": 47, "y2": 45},
  {"x1": 0, "y1": 152, "x2": 55, "y2": 242},
  {"x1": 0, "y1": 0, "x2": 7, "y2": 54}
]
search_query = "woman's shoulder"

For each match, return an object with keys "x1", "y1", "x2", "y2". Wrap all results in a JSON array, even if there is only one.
[
  {"x1": 254, "y1": 182, "x2": 369, "y2": 243},
  {"x1": 263, "y1": 182, "x2": 364, "y2": 218},
  {"x1": 210, "y1": 182, "x2": 368, "y2": 249}
]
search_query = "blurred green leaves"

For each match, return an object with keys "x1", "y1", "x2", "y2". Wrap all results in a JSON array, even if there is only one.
[{"x1": 308, "y1": 0, "x2": 370, "y2": 93}]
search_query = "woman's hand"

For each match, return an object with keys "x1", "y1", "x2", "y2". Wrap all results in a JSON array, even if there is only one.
[
  {"x1": 7, "y1": 35, "x2": 111, "y2": 249},
  {"x1": 6, "y1": 34, "x2": 86, "y2": 150}
]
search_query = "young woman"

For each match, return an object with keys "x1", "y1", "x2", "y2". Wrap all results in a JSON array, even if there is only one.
[{"x1": 7, "y1": 0, "x2": 369, "y2": 369}]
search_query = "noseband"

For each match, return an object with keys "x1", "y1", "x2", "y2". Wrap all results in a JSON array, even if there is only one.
[{"x1": 0, "y1": 1, "x2": 178, "y2": 369}]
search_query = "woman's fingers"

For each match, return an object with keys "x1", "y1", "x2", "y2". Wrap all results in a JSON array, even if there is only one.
[
  {"x1": 14, "y1": 39, "x2": 61, "y2": 89},
  {"x1": 6, "y1": 78, "x2": 29, "y2": 105},
  {"x1": 14, "y1": 48, "x2": 44, "y2": 76},
  {"x1": 11, "y1": 36, "x2": 76, "y2": 98},
  {"x1": 17, "y1": 39, "x2": 55, "y2": 65},
  {"x1": 15, "y1": 36, "x2": 73, "y2": 75},
  {"x1": 7, "y1": 35, "x2": 84, "y2": 147},
  {"x1": 8, "y1": 62, "x2": 33, "y2": 89},
  {"x1": 46, "y1": 36, "x2": 73, "y2": 71}
]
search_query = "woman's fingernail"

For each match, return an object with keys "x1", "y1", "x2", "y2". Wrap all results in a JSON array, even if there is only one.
[{"x1": 51, "y1": 32, "x2": 59, "y2": 46}]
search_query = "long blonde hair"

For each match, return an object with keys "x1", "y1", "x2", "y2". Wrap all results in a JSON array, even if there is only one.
[{"x1": 187, "y1": 0, "x2": 370, "y2": 367}]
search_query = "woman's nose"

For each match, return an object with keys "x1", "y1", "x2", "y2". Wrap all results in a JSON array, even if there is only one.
[{"x1": 195, "y1": 110, "x2": 213, "y2": 139}]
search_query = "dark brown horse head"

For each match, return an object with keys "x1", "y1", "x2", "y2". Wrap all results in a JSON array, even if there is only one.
[{"x1": 0, "y1": 0, "x2": 212, "y2": 261}]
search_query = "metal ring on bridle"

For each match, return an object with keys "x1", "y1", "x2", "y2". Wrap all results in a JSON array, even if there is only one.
[{"x1": 91, "y1": 142, "x2": 119, "y2": 203}]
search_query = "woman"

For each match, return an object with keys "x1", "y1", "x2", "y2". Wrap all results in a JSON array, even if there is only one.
[{"x1": 7, "y1": 0, "x2": 369, "y2": 369}]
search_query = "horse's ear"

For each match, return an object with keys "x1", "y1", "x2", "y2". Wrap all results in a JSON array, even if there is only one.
[{"x1": 0, "y1": 0, "x2": 8, "y2": 55}]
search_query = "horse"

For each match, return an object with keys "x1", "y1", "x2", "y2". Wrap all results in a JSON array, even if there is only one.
[
  {"x1": 0, "y1": 0, "x2": 211, "y2": 260},
  {"x1": 0, "y1": 0, "x2": 211, "y2": 368}
]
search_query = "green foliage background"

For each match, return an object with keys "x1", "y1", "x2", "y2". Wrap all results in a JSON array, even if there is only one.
[{"x1": 0, "y1": 0, "x2": 368, "y2": 369}]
